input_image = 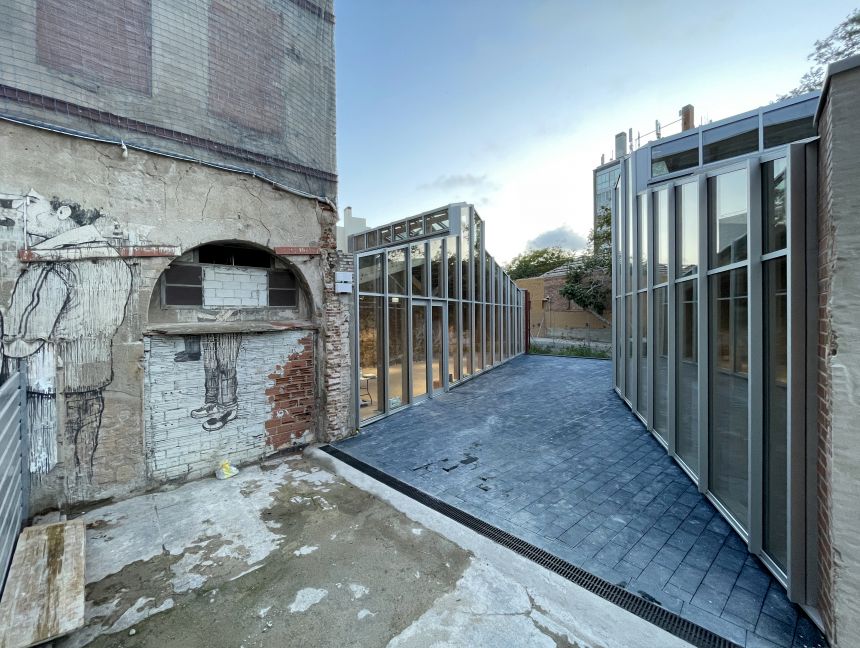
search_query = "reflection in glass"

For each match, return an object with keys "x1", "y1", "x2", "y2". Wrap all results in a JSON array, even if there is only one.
[
  {"x1": 366, "y1": 230, "x2": 378, "y2": 248},
  {"x1": 447, "y1": 237, "x2": 458, "y2": 299},
  {"x1": 615, "y1": 296, "x2": 623, "y2": 389},
  {"x1": 651, "y1": 133, "x2": 698, "y2": 177},
  {"x1": 763, "y1": 98, "x2": 817, "y2": 149},
  {"x1": 627, "y1": 200, "x2": 634, "y2": 291},
  {"x1": 411, "y1": 244, "x2": 427, "y2": 296},
  {"x1": 409, "y1": 217, "x2": 424, "y2": 237},
  {"x1": 388, "y1": 248, "x2": 407, "y2": 295},
  {"x1": 358, "y1": 253, "x2": 383, "y2": 293},
  {"x1": 474, "y1": 304, "x2": 484, "y2": 372},
  {"x1": 626, "y1": 296, "x2": 634, "y2": 399},
  {"x1": 653, "y1": 286, "x2": 668, "y2": 440},
  {"x1": 709, "y1": 169, "x2": 748, "y2": 267},
  {"x1": 483, "y1": 306, "x2": 493, "y2": 369},
  {"x1": 426, "y1": 211, "x2": 449, "y2": 232},
  {"x1": 447, "y1": 302, "x2": 460, "y2": 383},
  {"x1": 676, "y1": 281, "x2": 698, "y2": 473},
  {"x1": 702, "y1": 116, "x2": 758, "y2": 164},
  {"x1": 710, "y1": 267, "x2": 749, "y2": 526},
  {"x1": 638, "y1": 292, "x2": 648, "y2": 419},
  {"x1": 474, "y1": 219, "x2": 483, "y2": 301},
  {"x1": 388, "y1": 298, "x2": 408, "y2": 410},
  {"x1": 655, "y1": 189, "x2": 669, "y2": 285},
  {"x1": 358, "y1": 296, "x2": 384, "y2": 420},
  {"x1": 412, "y1": 303, "x2": 428, "y2": 400},
  {"x1": 430, "y1": 239, "x2": 443, "y2": 297},
  {"x1": 763, "y1": 158, "x2": 787, "y2": 253},
  {"x1": 496, "y1": 303, "x2": 503, "y2": 361},
  {"x1": 431, "y1": 305, "x2": 444, "y2": 391},
  {"x1": 393, "y1": 221, "x2": 407, "y2": 241},
  {"x1": 638, "y1": 194, "x2": 648, "y2": 288},
  {"x1": 676, "y1": 183, "x2": 699, "y2": 277},
  {"x1": 764, "y1": 257, "x2": 788, "y2": 570},
  {"x1": 462, "y1": 303, "x2": 472, "y2": 377}
]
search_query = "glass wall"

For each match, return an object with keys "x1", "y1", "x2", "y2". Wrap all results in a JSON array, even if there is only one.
[
  {"x1": 354, "y1": 204, "x2": 526, "y2": 426},
  {"x1": 611, "y1": 95, "x2": 816, "y2": 601}
]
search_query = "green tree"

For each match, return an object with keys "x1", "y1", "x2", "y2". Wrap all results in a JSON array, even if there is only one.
[
  {"x1": 781, "y1": 9, "x2": 860, "y2": 98},
  {"x1": 560, "y1": 207, "x2": 612, "y2": 318},
  {"x1": 506, "y1": 246, "x2": 576, "y2": 280}
]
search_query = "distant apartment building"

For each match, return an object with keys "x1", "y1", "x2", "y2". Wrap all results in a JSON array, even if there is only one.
[
  {"x1": 610, "y1": 55, "x2": 860, "y2": 646},
  {"x1": 336, "y1": 206, "x2": 369, "y2": 252},
  {"x1": 0, "y1": 0, "x2": 352, "y2": 513}
]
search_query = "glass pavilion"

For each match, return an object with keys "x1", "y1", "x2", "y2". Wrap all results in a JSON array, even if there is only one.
[
  {"x1": 611, "y1": 93, "x2": 821, "y2": 608},
  {"x1": 351, "y1": 203, "x2": 526, "y2": 426}
]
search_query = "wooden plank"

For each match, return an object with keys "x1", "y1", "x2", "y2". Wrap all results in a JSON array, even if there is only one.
[{"x1": 0, "y1": 520, "x2": 86, "y2": 648}]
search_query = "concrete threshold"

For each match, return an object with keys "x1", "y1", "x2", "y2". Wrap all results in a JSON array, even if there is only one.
[{"x1": 308, "y1": 446, "x2": 694, "y2": 648}]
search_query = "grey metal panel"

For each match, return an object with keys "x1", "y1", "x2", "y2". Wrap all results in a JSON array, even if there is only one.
[
  {"x1": 802, "y1": 141, "x2": 820, "y2": 606},
  {"x1": 697, "y1": 174, "x2": 709, "y2": 494},
  {"x1": 786, "y1": 141, "x2": 811, "y2": 603},
  {"x1": 748, "y1": 157, "x2": 764, "y2": 554},
  {"x1": 0, "y1": 361, "x2": 26, "y2": 595}
]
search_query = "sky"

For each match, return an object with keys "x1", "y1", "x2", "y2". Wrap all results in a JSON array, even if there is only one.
[{"x1": 335, "y1": 0, "x2": 855, "y2": 264}]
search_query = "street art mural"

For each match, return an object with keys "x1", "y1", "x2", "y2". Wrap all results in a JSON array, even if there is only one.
[
  {"x1": 145, "y1": 331, "x2": 315, "y2": 481},
  {"x1": 176, "y1": 333, "x2": 242, "y2": 431},
  {"x1": 0, "y1": 190, "x2": 132, "y2": 482}
]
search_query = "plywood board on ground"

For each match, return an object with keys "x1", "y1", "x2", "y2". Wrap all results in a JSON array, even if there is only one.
[{"x1": 0, "y1": 519, "x2": 86, "y2": 648}]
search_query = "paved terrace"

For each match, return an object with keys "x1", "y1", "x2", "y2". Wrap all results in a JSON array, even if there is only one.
[{"x1": 336, "y1": 355, "x2": 826, "y2": 648}]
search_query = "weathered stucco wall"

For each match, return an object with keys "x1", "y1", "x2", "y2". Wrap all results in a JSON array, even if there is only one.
[
  {"x1": 817, "y1": 63, "x2": 860, "y2": 647},
  {"x1": 0, "y1": 121, "x2": 353, "y2": 512}
]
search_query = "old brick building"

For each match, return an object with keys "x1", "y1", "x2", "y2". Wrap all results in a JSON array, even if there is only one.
[{"x1": 0, "y1": 0, "x2": 352, "y2": 512}]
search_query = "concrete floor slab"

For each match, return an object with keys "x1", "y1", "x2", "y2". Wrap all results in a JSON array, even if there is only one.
[
  {"x1": 55, "y1": 450, "x2": 692, "y2": 648},
  {"x1": 335, "y1": 355, "x2": 827, "y2": 648}
]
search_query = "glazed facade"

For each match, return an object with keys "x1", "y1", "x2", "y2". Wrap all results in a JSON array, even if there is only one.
[
  {"x1": 611, "y1": 93, "x2": 821, "y2": 607},
  {"x1": 351, "y1": 204, "x2": 526, "y2": 425}
]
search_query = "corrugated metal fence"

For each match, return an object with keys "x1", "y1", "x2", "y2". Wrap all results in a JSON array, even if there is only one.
[{"x1": 0, "y1": 360, "x2": 28, "y2": 594}]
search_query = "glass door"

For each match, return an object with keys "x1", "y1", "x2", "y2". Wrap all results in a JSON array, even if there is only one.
[
  {"x1": 411, "y1": 301, "x2": 429, "y2": 400},
  {"x1": 431, "y1": 303, "x2": 444, "y2": 393}
]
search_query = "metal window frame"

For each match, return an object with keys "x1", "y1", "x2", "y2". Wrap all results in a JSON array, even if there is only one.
[{"x1": 611, "y1": 141, "x2": 817, "y2": 606}]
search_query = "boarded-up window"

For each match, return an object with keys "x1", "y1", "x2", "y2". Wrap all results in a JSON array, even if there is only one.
[
  {"x1": 208, "y1": 0, "x2": 286, "y2": 134},
  {"x1": 164, "y1": 265, "x2": 203, "y2": 306},
  {"x1": 268, "y1": 270, "x2": 297, "y2": 307},
  {"x1": 36, "y1": 0, "x2": 152, "y2": 94}
]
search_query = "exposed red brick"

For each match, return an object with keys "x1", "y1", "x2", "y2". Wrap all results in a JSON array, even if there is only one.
[
  {"x1": 208, "y1": 0, "x2": 285, "y2": 135},
  {"x1": 36, "y1": 0, "x2": 152, "y2": 94},
  {"x1": 266, "y1": 334, "x2": 315, "y2": 449}
]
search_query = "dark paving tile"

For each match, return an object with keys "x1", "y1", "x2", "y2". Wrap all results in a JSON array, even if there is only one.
[
  {"x1": 336, "y1": 355, "x2": 825, "y2": 648},
  {"x1": 723, "y1": 585, "x2": 765, "y2": 629},
  {"x1": 755, "y1": 612, "x2": 796, "y2": 646}
]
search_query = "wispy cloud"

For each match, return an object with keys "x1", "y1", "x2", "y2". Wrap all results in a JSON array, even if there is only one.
[
  {"x1": 526, "y1": 226, "x2": 586, "y2": 252},
  {"x1": 418, "y1": 173, "x2": 498, "y2": 192}
]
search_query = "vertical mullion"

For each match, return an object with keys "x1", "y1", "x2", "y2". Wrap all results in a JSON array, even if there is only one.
[
  {"x1": 631, "y1": 191, "x2": 640, "y2": 414},
  {"x1": 787, "y1": 142, "x2": 811, "y2": 601},
  {"x1": 382, "y1": 254, "x2": 390, "y2": 416},
  {"x1": 668, "y1": 183, "x2": 678, "y2": 456},
  {"x1": 697, "y1": 174, "x2": 709, "y2": 494},
  {"x1": 441, "y1": 237, "x2": 449, "y2": 392},
  {"x1": 354, "y1": 255, "x2": 362, "y2": 424},
  {"x1": 749, "y1": 158, "x2": 764, "y2": 553},
  {"x1": 406, "y1": 246, "x2": 414, "y2": 403},
  {"x1": 646, "y1": 189, "x2": 655, "y2": 432}
]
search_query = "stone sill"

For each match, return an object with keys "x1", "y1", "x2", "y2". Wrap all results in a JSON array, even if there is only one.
[{"x1": 143, "y1": 320, "x2": 318, "y2": 335}]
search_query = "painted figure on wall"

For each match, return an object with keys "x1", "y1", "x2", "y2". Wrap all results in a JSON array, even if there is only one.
[
  {"x1": 0, "y1": 190, "x2": 132, "y2": 482},
  {"x1": 176, "y1": 333, "x2": 242, "y2": 431},
  {"x1": 193, "y1": 333, "x2": 242, "y2": 431}
]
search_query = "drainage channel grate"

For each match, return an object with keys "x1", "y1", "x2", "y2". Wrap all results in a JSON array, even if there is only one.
[{"x1": 320, "y1": 444, "x2": 740, "y2": 648}]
